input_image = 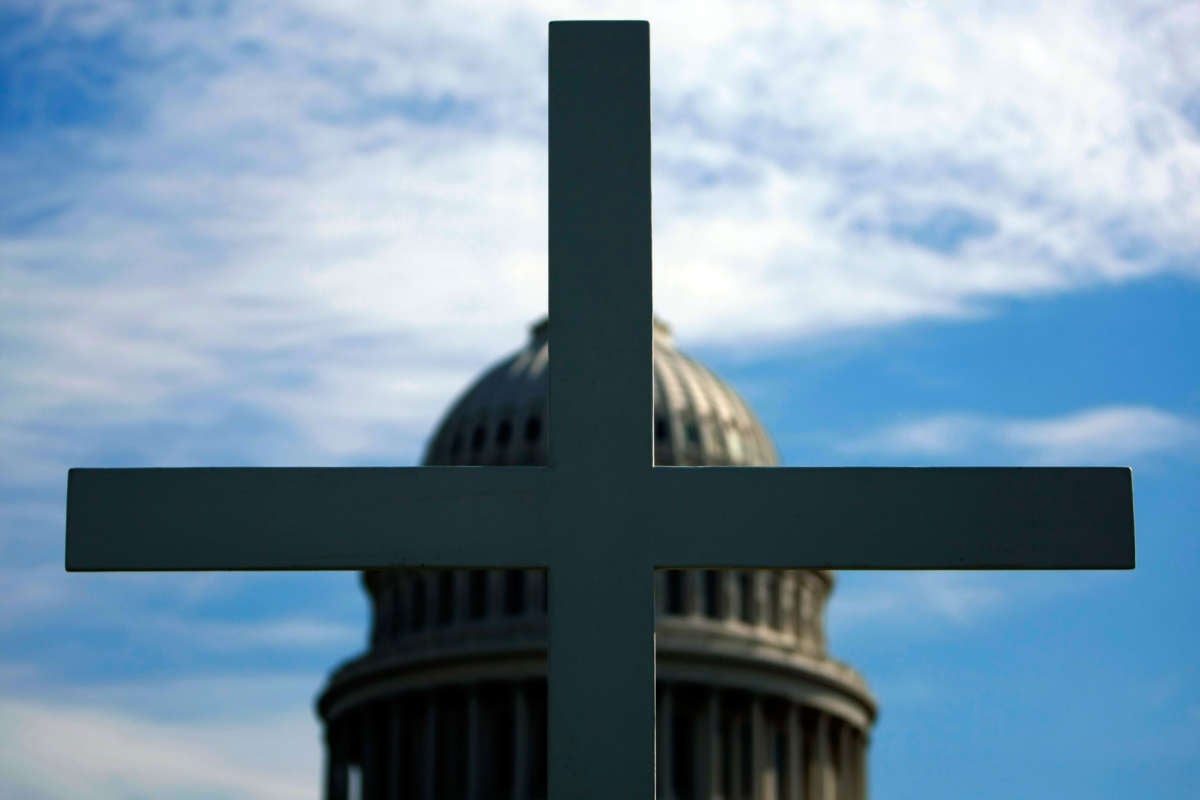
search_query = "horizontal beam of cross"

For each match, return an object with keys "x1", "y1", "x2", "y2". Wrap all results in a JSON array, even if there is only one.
[{"x1": 67, "y1": 465, "x2": 1134, "y2": 571}]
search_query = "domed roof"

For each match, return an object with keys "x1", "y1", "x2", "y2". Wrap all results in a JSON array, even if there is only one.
[{"x1": 423, "y1": 316, "x2": 780, "y2": 467}]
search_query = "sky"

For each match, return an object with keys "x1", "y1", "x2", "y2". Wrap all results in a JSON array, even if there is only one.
[{"x1": 1, "y1": 0, "x2": 1198, "y2": 798}]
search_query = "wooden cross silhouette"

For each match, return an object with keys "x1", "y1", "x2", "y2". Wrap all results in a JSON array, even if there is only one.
[{"x1": 67, "y1": 21, "x2": 1134, "y2": 800}]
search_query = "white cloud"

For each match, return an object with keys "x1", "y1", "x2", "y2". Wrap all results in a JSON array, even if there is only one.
[
  {"x1": 0, "y1": 686, "x2": 321, "y2": 800},
  {"x1": 0, "y1": 561, "x2": 362, "y2": 661},
  {"x1": 830, "y1": 571, "x2": 1008, "y2": 630},
  {"x1": 841, "y1": 405, "x2": 1200, "y2": 463},
  {"x1": 1003, "y1": 406, "x2": 1200, "y2": 463},
  {"x1": 1, "y1": 0, "x2": 1197, "y2": 473},
  {"x1": 149, "y1": 614, "x2": 363, "y2": 652},
  {"x1": 827, "y1": 568, "x2": 1123, "y2": 639}
]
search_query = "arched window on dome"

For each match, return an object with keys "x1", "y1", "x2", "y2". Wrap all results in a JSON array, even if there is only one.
[{"x1": 767, "y1": 572, "x2": 782, "y2": 629}]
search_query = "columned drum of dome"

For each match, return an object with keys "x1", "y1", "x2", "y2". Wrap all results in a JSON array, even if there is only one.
[{"x1": 318, "y1": 316, "x2": 878, "y2": 800}]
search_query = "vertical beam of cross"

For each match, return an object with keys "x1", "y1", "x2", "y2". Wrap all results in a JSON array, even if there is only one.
[
  {"x1": 548, "y1": 20, "x2": 654, "y2": 476},
  {"x1": 546, "y1": 21, "x2": 655, "y2": 800}
]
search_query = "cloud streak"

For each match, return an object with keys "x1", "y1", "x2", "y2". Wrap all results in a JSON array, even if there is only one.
[
  {"x1": 840, "y1": 405, "x2": 1200, "y2": 464},
  {"x1": 0, "y1": 693, "x2": 319, "y2": 800}
]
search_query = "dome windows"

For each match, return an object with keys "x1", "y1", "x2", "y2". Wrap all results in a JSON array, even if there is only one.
[{"x1": 424, "y1": 321, "x2": 778, "y2": 469}]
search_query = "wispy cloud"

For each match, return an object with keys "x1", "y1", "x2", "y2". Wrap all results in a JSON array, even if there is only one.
[
  {"x1": 830, "y1": 572, "x2": 1009, "y2": 630},
  {"x1": 840, "y1": 405, "x2": 1200, "y2": 463},
  {"x1": 2, "y1": 0, "x2": 1198, "y2": 473},
  {"x1": 0, "y1": 693, "x2": 319, "y2": 800},
  {"x1": 827, "y1": 569, "x2": 1122, "y2": 640},
  {"x1": 0, "y1": 562, "x2": 362, "y2": 660}
]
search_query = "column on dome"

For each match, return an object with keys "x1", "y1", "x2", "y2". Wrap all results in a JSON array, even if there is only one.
[
  {"x1": 864, "y1": 729, "x2": 873, "y2": 800},
  {"x1": 693, "y1": 688, "x2": 711, "y2": 800},
  {"x1": 513, "y1": 682, "x2": 531, "y2": 800},
  {"x1": 325, "y1": 717, "x2": 349, "y2": 800},
  {"x1": 794, "y1": 577, "x2": 808, "y2": 648},
  {"x1": 753, "y1": 573, "x2": 770, "y2": 630},
  {"x1": 722, "y1": 572, "x2": 739, "y2": 627},
  {"x1": 810, "y1": 713, "x2": 834, "y2": 800},
  {"x1": 361, "y1": 706, "x2": 380, "y2": 800},
  {"x1": 837, "y1": 720, "x2": 852, "y2": 800},
  {"x1": 386, "y1": 699, "x2": 403, "y2": 800},
  {"x1": 779, "y1": 572, "x2": 797, "y2": 644},
  {"x1": 467, "y1": 685, "x2": 481, "y2": 800},
  {"x1": 658, "y1": 684, "x2": 675, "y2": 800},
  {"x1": 814, "y1": 585, "x2": 828, "y2": 652},
  {"x1": 686, "y1": 570, "x2": 705, "y2": 617},
  {"x1": 750, "y1": 695, "x2": 766, "y2": 800},
  {"x1": 705, "y1": 689, "x2": 722, "y2": 800},
  {"x1": 848, "y1": 728, "x2": 862, "y2": 800},
  {"x1": 422, "y1": 693, "x2": 437, "y2": 800},
  {"x1": 728, "y1": 699, "x2": 743, "y2": 800},
  {"x1": 786, "y1": 703, "x2": 803, "y2": 800}
]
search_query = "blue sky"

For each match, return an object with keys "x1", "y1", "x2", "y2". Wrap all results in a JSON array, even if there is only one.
[{"x1": 1, "y1": 1, "x2": 1198, "y2": 798}]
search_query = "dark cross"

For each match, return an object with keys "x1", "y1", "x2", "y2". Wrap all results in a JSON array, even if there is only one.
[{"x1": 66, "y1": 20, "x2": 1135, "y2": 800}]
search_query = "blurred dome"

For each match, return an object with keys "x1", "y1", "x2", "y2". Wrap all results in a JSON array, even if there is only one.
[
  {"x1": 422, "y1": 316, "x2": 779, "y2": 468},
  {"x1": 317, "y1": 315, "x2": 876, "y2": 800}
]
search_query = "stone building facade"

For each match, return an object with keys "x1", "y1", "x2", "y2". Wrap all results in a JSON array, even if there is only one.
[{"x1": 316, "y1": 318, "x2": 877, "y2": 799}]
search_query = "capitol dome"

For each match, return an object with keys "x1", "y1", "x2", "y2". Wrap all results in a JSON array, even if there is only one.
[
  {"x1": 317, "y1": 316, "x2": 877, "y2": 800},
  {"x1": 423, "y1": 317, "x2": 778, "y2": 468}
]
